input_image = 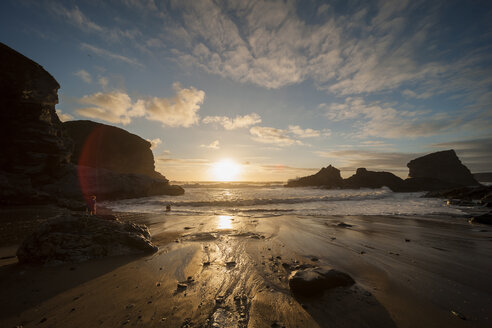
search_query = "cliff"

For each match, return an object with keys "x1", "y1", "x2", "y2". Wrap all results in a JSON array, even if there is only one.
[
  {"x1": 0, "y1": 42, "x2": 183, "y2": 204},
  {"x1": 64, "y1": 120, "x2": 164, "y2": 180}
]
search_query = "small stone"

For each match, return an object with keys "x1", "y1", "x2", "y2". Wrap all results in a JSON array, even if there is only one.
[
  {"x1": 122, "y1": 319, "x2": 130, "y2": 325},
  {"x1": 311, "y1": 257, "x2": 319, "y2": 262},
  {"x1": 405, "y1": 239, "x2": 411, "y2": 242},
  {"x1": 451, "y1": 310, "x2": 466, "y2": 320},
  {"x1": 203, "y1": 261, "x2": 210, "y2": 266},
  {"x1": 39, "y1": 317, "x2": 47, "y2": 323},
  {"x1": 156, "y1": 282, "x2": 161, "y2": 287},
  {"x1": 177, "y1": 283, "x2": 187, "y2": 290},
  {"x1": 226, "y1": 261, "x2": 236, "y2": 267}
]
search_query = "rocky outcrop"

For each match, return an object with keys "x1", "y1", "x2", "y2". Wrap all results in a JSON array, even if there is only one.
[
  {"x1": 344, "y1": 168, "x2": 403, "y2": 191},
  {"x1": 424, "y1": 185, "x2": 492, "y2": 204},
  {"x1": 288, "y1": 266, "x2": 355, "y2": 297},
  {"x1": 0, "y1": 42, "x2": 72, "y2": 203},
  {"x1": 474, "y1": 173, "x2": 492, "y2": 183},
  {"x1": 407, "y1": 150, "x2": 479, "y2": 187},
  {"x1": 0, "y1": 43, "x2": 183, "y2": 204},
  {"x1": 17, "y1": 214, "x2": 158, "y2": 265},
  {"x1": 64, "y1": 120, "x2": 162, "y2": 179},
  {"x1": 285, "y1": 165, "x2": 343, "y2": 188},
  {"x1": 42, "y1": 165, "x2": 184, "y2": 201}
]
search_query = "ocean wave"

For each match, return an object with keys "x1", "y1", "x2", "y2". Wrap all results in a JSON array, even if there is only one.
[{"x1": 145, "y1": 191, "x2": 393, "y2": 208}]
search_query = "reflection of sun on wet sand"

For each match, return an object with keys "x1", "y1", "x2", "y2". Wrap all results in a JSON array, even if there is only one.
[{"x1": 1, "y1": 212, "x2": 491, "y2": 327}]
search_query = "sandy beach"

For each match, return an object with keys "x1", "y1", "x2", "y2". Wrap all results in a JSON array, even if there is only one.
[{"x1": 0, "y1": 209, "x2": 491, "y2": 328}]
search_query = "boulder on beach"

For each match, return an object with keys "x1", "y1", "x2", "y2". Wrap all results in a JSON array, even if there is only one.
[
  {"x1": 407, "y1": 150, "x2": 479, "y2": 187},
  {"x1": 285, "y1": 165, "x2": 344, "y2": 188},
  {"x1": 288, "y1": 266, "x2": 355, "y2": 297},
  {"x1": 16, "y1": 214, "x2": 158, "y2": 265},
  {"x1": 468, "y1": 213, "x2": 492, "y2": 225}
]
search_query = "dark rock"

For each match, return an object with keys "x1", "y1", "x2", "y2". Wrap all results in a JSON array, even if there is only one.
[
  {"x1": 474, "y1": 172, "x2": 492, "y2": 183},
  {"x1": 407, "y1": 150, "x2": 479, "y2": 187},
  {"x1": 337, "y1": 222, "x2": 353, "y2": 228},
  {"x1": 64, "y1": 120, "x2": 163, "y2": 179},
  {"x1": 0, "y1": 42, "x2": 72, "y2": 201},
  {"x1": 288, "y1": 266, "x2": 355, "y2": 297},
  {"x1": 423, "y1": 185, "x2": 492, "y2": 202},
  {"x1": 399, "y1": 177, "x2": 457, "y2": 192},
  {"x1": 344, "y1": 168, "x2": 404, "y2": 191},
  {"x1": 41, "y1": 164, "x2": 184, "y2": 201},
  {"x1": 16, "y1": 213, "x2": 157, "y2": 265},
  {"x1": 285, "y1": 165, "x2": 344, "y2": 188},
  {"x1": 469, "y1": 213, "x2": 492, "y2": 225}
]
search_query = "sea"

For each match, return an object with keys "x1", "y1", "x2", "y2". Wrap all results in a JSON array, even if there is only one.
[{"x1": 102, "y1": 182, "x2": 472, "y2": 218}]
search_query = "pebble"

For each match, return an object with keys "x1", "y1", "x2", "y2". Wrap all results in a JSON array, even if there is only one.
[
  {"x1": 451, "y1": 310, "x2": 466, "y2": 320},
  {"x1": 39, "y1": 317, "x2": 47, "y2": 323},
  {"x1": 177, "y1": 283, "x2": 188, "y2": 289},
  {"x1": 156, "y1": 282, "x2": 161, "y2": 287}
]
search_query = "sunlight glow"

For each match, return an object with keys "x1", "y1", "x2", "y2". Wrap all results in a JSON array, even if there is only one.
[
  {"x1": 211, "y1": 159, "x2": 241, "y2": 181},
  {"x1": 217, "y1": 215, "x2": 233, "y2": 229}
]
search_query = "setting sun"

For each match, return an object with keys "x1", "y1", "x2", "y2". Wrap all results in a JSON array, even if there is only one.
[{"x1": 211, "y1": 159, "x2": 241, "y2": 181}]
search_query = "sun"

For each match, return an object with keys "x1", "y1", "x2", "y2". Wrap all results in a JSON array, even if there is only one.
[{"x1": 211, "y1": 159, "x2": 241, "y2": 181}]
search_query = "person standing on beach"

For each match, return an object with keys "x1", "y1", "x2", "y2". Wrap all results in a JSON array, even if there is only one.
[{"x1": 88, "y1": 195, "x2": 97, "y2": 215}]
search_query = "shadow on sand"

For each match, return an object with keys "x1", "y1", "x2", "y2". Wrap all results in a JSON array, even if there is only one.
[{"x1": 0, "y1": 254, "x2": 142, "y2": 322}]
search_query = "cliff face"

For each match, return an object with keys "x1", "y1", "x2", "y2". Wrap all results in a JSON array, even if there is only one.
[
  {"x1": 0, "y1": 42, "x2": 72, "y2": 187},
  {"x1": 344, "y1": 168, "x2": 403, "y2": 191},
  {"x1": 407, "y1": 150, "x2": 479, "y2": 186},
  {"x1": 0, "y1": 43, "x2": 183, "y2": 204},
  {"x1": 64, "y1": 120, "x2": 164, "y2": 180}
]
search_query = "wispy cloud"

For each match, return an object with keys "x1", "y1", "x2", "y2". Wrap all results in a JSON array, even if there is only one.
[
  {"x1": 288, "y1": 125, "x2": 331, "y2": 138},
  {"x1": 200, "y1": 140, "x2": 220, "y2": 149},
  {"x1": 74, "y1": 69, "x2": 92, "y2": 83},
  {"x1": 202, "y1": 113, "x2": 261, "y2": 130},
  {"x1": 49, "y1": 3, "x2": 103, "y2": 33},
  {"x1": 249, "y1": 126, "x2": 302, "y2": 146},
  {"x1": 76, "y1": 83, "x2": 205, "y2": 127},
  {"x1": 80, "y1": 43, "x2": 143, "y2": 67}
]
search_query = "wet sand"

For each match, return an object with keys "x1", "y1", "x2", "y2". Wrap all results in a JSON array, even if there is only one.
[{"x1": 0, "y1": 211, "x2": 491, "y2": 327}]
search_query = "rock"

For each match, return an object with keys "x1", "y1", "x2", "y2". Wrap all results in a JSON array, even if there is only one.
[
  {"x1": 423, "y1": 185, "x2": 492, "y2": 202},
  {"x1": 469, "y1": 213, "x2": 492, "y2": 225},
  {"x1": 474, "y1": 172, "x2": 492, "y2": 183},
  {"x1": 288, "y1": 266, "x2": 355, "y2": 297},
  {"x1": 41, "y1": 164, "x2": 184, "y2": 201},
  {"x1": 0, "y1": 42, "x2": 72, "y2": 201},
  {"x1": 64, "y1": 120, "x2": 163, "y2": 179},
  {"x1": 285, "y1": 165, "x2": 344, "y2": 188},
  {"x1": 407, "y1": 150, "x2": 479, "y2": 187},
  {"x1": 16, "y1": 213, "x2": 157, "y2": 265},
  {"x1": 344, "y1": 168, "x2": 404, "y2": 191}
]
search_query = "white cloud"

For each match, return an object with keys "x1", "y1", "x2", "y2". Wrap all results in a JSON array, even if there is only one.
[
  {"x1": 80, "y1": 43, "x2": 143, "y2": 67},
  {"x1": 200, "y1": 140, "x2": 220, "y2": 149},
  {"x1": 75, "y1": 83, "x2": 205, "y2": 127},
  {"x1": 74, "y1": 69, "x2": 92, "y2": 83},
  {"x1": 249, "y1": 126, "x2": 301, "y2": 146},
  {"x1": 202, "y1": 113, "x2": 261, "y2": 130},
  {"x1": 55, "y1": 109, "x2": 74, "y2": 122},
  {"x1": 321, "y1": 97, "x2": 464, "y2": 138},
  {"x1": 98, "y1": 76, "x2": 109, "y2": 88},
  {"x1": 288, "y1": 125, "x2": 331, "y2": 138},
  {"x1": 76, "y1": 91, "x2": 136, "y2": 125},
  {"x1": 146, "y1": 138, "x2": 162, "y2": 150},
  {"x1": 143, "y1": 83, "x2": 204, "y2": 127}
]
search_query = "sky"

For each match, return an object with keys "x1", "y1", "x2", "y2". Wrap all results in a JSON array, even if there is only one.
[{"x1": 1, "y1": 0, "x2": 491, "y2": 181}]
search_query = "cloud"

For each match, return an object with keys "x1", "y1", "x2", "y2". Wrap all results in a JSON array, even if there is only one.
[
  {"x1": 288, "y1": 125, "x2": 331, "y2": 138},
  {"x1": 74, "y1": 69, "x2": 92, "y2": 83},
  {"x1": 49, "y1": 3, "x2": 103, "y2": 33},
  {"x1": 202, "y1": 113, "x2": 261, "y2": 130},
  {"x1": 76, "y1": 83, "x2": 205, "y2": 127},
  {"x1": 55, "y1": 109, "x2": 74, "y2": 122},
  {"x1": 200, "y1": 140, "x2": 220, "y2": 149},
  {"x1": 146, "y1": 138, "x2": 162, "y2": 150},
  {"x1": 76, "y1": 91, "x2": 137, "y2": 125},
  {"x1": 143, "y1": 83, "x2": 204, "y2": 127},
  {"x1": 320, "y1": 97, "x2": 465, "y2": 138},
  {"x1": 249, "y1": 126, "x2": 301, "y2": 146},
  {"x1": 98, "y1": 77, "x2": 109, "y2": 88},
  {"x1": 80, "y1": 43, "x2": 143, "y2": 67}
]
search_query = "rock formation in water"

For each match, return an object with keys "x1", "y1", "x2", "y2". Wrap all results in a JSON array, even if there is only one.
[
  {"x1": 16, "y1": 213, "x2": 158, "y2": 265},
  {"x1": 64, "y1": 120, "x2": 163, "y2": 179},
  {"x1": 0, "y1": 42, "x2": 72, "y2": 203},
  {"x1": 344, "y1": 168, "x2": 403, "y2": 191},
  {"x1": 286, "y1": 150, "x2": 480, "y2": 192},
  {"x1": 0, "y1": 42, "x2": 183, "y2": 204},
  {"x1": 407, "y1": 150, "x2": 479, "y2": 187},
  {"x1": 285, "y1": 165, "x2": 343, "y2": 188}
]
